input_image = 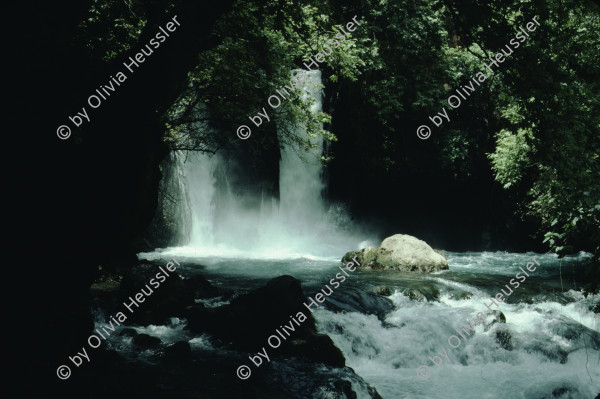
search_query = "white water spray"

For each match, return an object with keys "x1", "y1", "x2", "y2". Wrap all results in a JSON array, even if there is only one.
[{"x1": 168, "y1": 70, "x2": 371, "y2": 260}]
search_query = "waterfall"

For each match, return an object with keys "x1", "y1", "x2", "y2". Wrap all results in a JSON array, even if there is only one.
[{"x1": 165, "y1": 70, "x2": 371, "y2": 260}]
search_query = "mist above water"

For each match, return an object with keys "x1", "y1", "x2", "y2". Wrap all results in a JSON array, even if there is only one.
[{"x1": 166, "y1": 70, "x2": 373, "y2": 260}]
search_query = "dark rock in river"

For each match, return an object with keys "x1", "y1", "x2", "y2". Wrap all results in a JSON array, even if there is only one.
[
  {"x1": 549, "y1": 316, "x2": 600, "y2": 350},
  {"x1": 119, "y1": 263, "x2": 195, "y2": 325},
  {"x1": 407, "y1": 289, "x2": 427, "y2": 302},
  {"x1": 484, "y1": 310, "x2": 507, "y2": 331},
  {"x1": 186, "y1": 275, "x2": 346, "y2": 367},
  {"x1": 495, "y1": 328, "x2": 513, "y2": 351},
  {"x1": 450, "y1": 291, "x2": 472, "y2": 300},
  {"x1": 342, "y1": 234, "x2": 449, "y2": 273},
  {"x1": 333, "y1": 379, "x2": 359, "y2": 399},
  {"x1": 159, "y1": 341, "x2": 192, "y2": 363},
  {"x1": 119, "y1": 328, "x2": 138, "y2": 337},
  {"x1": 374, "y1": 286, "x2": 392, "y2": 296},
  {"x1": 184, "y1": 274, "x2": 220, "y2": 298},
  {"x1": 132, "y1": 333, "x2": 162, "y2": 349},
  {"x1": 406, "y1": 284, "x2": 440, "y2": 302},
  {"x1": 319, "y1": 285, "x2": 395, "y2": 319}
]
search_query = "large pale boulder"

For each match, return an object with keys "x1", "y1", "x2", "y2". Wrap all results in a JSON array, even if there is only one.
[{"x1": 342, "y1": 234, "x2": 449, "y2": 273}]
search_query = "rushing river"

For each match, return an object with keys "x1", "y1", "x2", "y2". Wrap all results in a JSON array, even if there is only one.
[{"x1": 131, "y1": 249, "x2": 600, "y2": 399}]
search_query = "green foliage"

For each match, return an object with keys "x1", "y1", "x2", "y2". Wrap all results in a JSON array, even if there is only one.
[
  {"x1": 76, "y1": 0, "x2": 146, "y2": 61},
  {"x1": 489, "y1": 127, "x2": 533, "y2": 189},
  {"x1": 484, "y1": 1, "x2": 600, "y2": 260},
  {"x1": 360, "y1": 0, "x2": 451, "y2": 131}
]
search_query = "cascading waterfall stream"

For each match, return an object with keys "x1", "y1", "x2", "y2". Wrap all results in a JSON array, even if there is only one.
[{"x1": 165, "y1": 70, "x2": 370, "y2": 260}]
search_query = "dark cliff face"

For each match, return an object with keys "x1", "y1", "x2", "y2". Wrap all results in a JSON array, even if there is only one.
[{"x1": 9, "y1": 1, "x2": 234, "y2": 396}]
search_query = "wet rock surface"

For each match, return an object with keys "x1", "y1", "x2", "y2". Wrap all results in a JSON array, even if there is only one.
[
  {"x1": 343, "y1": 234, "x2": 449, "y2": 273},
  {"x1": 186, "y1": 275, "x2": 347, "y2": 368}
]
